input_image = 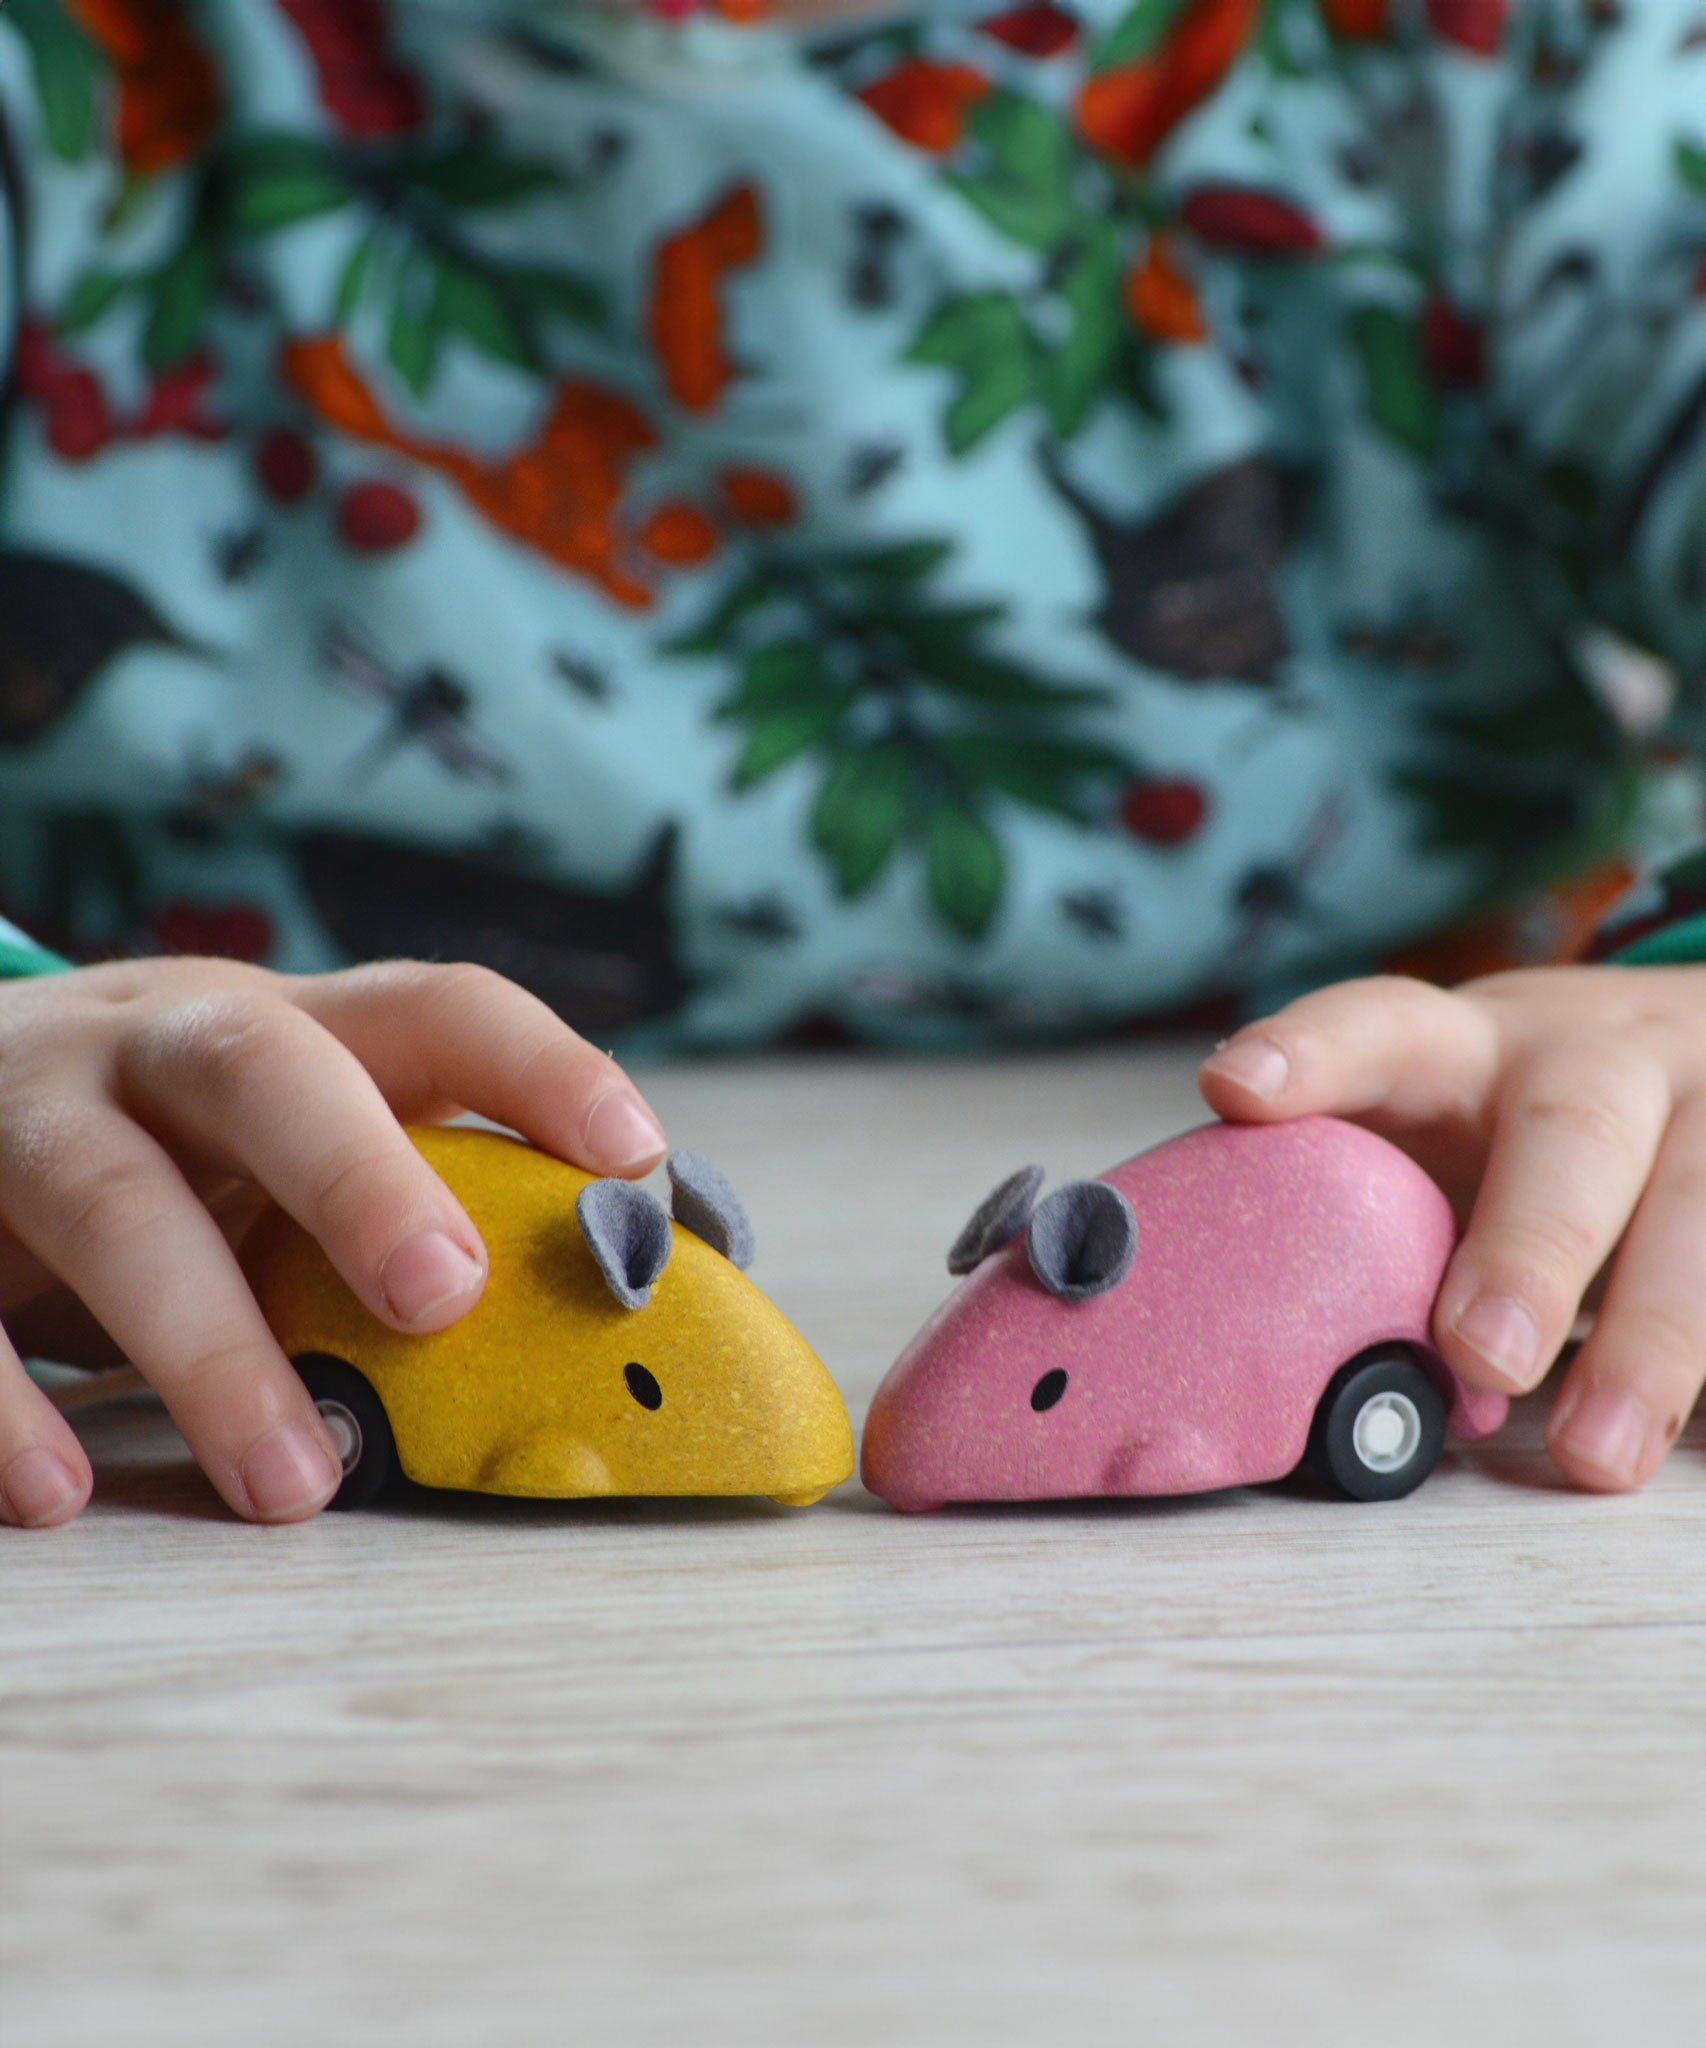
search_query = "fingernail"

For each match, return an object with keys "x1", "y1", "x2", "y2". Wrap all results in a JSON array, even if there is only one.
[
  {"x1": 1452, "y1": 1293, "x2": 1541, "y2": 1389},
  {"x1": 379, "y1": 1229, "x2": 485, "y2": 1326},
  {"x1": 585, "y1": 1090, "x2": 666, "y2": 1169},
  {"x1": 1552, "y1": 1385, "x2": 1652, "y2": 1488},
  {"x1": 1201, "y1": 1038, "x2": 1290, "y2": 1100},
  {"x1": 242, "y1": 1422, "x2": 340, "y2": 1521},
  {"x1": 1, "y1": 1446, "x2": 83, "y2": 1527}
]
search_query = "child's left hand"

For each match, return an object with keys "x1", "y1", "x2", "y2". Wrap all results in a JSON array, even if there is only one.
[{"x1": 1199, "y1": 966, "x2": 1706, "y2": 1492}]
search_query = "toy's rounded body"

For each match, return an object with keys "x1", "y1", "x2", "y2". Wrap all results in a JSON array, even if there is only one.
[
  {"x1": 243, "y1": 1126, "x2": 854, "y2": 1505},
  {"x1": 861, "y1": 1117, "x2": 1506, "y2": 1512}
]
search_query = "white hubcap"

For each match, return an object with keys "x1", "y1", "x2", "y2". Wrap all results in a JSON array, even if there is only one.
[
  {"x1": 1353, "y1": 1391, "x2": 1422, "y2": 1473},
  {"x1": 317, "y1": 1399, "x2": 362, "y2": 1473}
]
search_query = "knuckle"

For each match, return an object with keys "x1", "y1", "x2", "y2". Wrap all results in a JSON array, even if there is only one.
[
  {"x1": 512, "y1": 1021, "x2": 601, "y2": 1093},
  {"x1": 170, "y1": 1330, "x2": 280, "y2": 1408},
  {"x1": 1357, "y1": 973, "x2": 1434, "y2": 1006},
  {"x1": 429, "y1": 961, "x2": 510, "y2": 1015},
  {"x1": 309, "y1": 1134, "x2": 412, "y2": 1231},
  {"x1": 1606, "y1": 1301, "x2": 1703, "y2": 1387},
  {"x1": 1518, "y1": 1082, "x2": 1644, "y2": 1161},
  {"x1": 179, "y1": 996, "x2": 290, "y2": 1104},
  {"x1": 0, "y1": 1100, "x2": 90, "y2": 1189},
  {"x1": 1488, "y1": 1210, "x2": 1601, "y2": 1293},
  {"x1": 1459, "y1": 966, "x2": 1532, "y2": 1002}
]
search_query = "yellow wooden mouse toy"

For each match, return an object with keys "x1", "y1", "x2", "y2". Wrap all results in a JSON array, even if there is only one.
[{"x1": 241, "y1": 1126, "x2": 853, "y2": 1509}]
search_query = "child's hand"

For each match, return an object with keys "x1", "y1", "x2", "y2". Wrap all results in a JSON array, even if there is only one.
[
  {"x1": 0, "y1": 958, "x2": 667, "y2": 1528},
  {"x1": 1199, "y1": 967, "x2": 1706, "y2": 1492}
]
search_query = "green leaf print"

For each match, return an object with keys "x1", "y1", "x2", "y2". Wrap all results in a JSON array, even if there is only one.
[
  {"x1": 719, "y1": 642, "x2": 831, "y2": 716},
  {"x1": 946, "y1": 92, "x2": 1078, "y2": 251},
  {"x1": 873, "y1": 618, "x2": 1105, "y2": 709},
  {"x1": 1043, "y1": 220, "x2": 1124, "y2": 440},
  {"x1": 908, "y1": 293, "x2": 1038, "y2": 455},
  {"x1": 1677, "y1": 141, "x2": 1706, "y2": 194},
  {"x1": 824, "y1": 540, "x2": 955, "y2": 588},
  {"x1": 405, "y1": 146, "x2": 563, "y2": 210},
  {"x1": 142, "y1": 233, "x2": 217, "y2": 368},
  {"x1": 927, "y1": 801, "x2": 1005, "y2": 939},
  {"x1": 333, "y1": 233, "x2": 377, "y2": 322},
  {"x1": 666, "y1": 570, "x2": 777, "y2": 657},
  {"x1": 674, "y1": 539, "x2": 1134, "y2": 939},
  {"x1": 503, "y1": 264, "x2": 609, "y2": 333},
  {"x1": 59, "y1": 269, "x2": 130, "y2": 335},
  {"x1": 937, "y1": 734, "x2": 1128, "y2": 819},
  {"x1": 227, "y1": 135, "x2": 352, "y2": 232},
  {"x1": 6, "y1": 0, "x2": 101, "y2": 163},
  {"x1": 431, "y1": 261, "x2": 535, "y2": 369},
  {"x1": 1350, "y1": 305, "x2": 1440, "y2": 460},
  {"x1": 730, "y1": 699, "x2": 848, "y2": 789},
  {"x1": 386, "y1": 262, "x2": 441, "y2": 399},
  {"x1": 810, "y1": 746, "x2": 916, "y2": 896},
  {"x1": 1090, "y1": 0, "x2": 1189, "y2": 72}
]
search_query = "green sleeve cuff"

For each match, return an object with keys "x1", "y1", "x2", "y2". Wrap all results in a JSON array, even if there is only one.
[
  {"x1": 0, "y1": 935, "x2": 73, "y2": 978},
  {"x1": 1599, "y1": 913, "x2": 1706, "y2": 968}
]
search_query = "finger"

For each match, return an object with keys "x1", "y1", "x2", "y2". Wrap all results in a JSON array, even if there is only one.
[
  {"x1": 0, "y1": 1108, "x2": 342, "y2": 1522},
  {"x1": 0, "y1": 1321, "x2": 92, "y2": 1528},
  {"x1": 295, "y1": 961, "x2": 667, "y2": 1174},
  {"x1": 1198, "y1": 976, "x2": 1501, "y2": 1134},
  {"x1": 1544, "y1": 1096, "x2": 1706, "y2": 1491},
  {"x1": 1431, "y1": 1044, "x2": 1670, "y2": 1395},
  {"x1": 119, "y1": 991, "x2": 488, "y2": 1333}
]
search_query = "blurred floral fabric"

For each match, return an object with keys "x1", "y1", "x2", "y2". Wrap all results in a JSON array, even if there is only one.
[{"x1": 0, "y1": 0, "x2": 1703, "y2": 1047}]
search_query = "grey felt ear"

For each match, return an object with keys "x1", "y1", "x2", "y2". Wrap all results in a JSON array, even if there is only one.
[
  {"x1": 576, "y1": 1179, "x2": 673, "y2": 1309},
  {"x1": 666, "y1": 1151, "x2": 754, "y2": 1270},
  {"x1": 948, "y1": 1165, "x2": 1045, "y2": 1276},
  {"x1": 1026, "y1": 1181, "x2": 1137, "y2": 1302}
]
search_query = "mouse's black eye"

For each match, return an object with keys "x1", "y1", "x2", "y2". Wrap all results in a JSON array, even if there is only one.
[
  {"x1": 1030, "y1": 1368, "x2": 1068, "y2": 1413},
  {"x1": 624, "y1": 1362, "x2": 663, "y2": 1411}
]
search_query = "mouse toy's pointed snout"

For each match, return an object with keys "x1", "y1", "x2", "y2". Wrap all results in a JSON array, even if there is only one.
[
  {"x1": 858, "y1": 1341, "x2": 966, "y2": 1513},
  {"x1": 711, "y1": 1294, "x2": 855, "y2": 1506},
  {"x1": 858, "y1": 1390, "x2": 942, "y2": 1514}
]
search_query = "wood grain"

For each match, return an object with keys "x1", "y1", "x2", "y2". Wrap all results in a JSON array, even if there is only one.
[{"x1": 5, "y1": 1045, "x2": 1705, "y2": 2045}]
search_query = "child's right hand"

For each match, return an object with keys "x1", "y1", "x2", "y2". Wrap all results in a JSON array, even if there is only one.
[{"x1": 0, "y1": 957, "x2": 668, "y2": 1528}]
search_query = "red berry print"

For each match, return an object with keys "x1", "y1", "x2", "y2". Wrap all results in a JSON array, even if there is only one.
[
  {"x1": 1075, "y1": 0, "x2": 1260, "y2": 170},
  {"x1": 151, "y1": 900, "x2": 274, "y2": 961},
  {"x1": 857, "y1": 61, "x2": 992, "y2": 154},
  {"x1": 15, "y1": 318, "x2": 116, "y2": 460},
  {"x1": 255, "y1": 426, "x2": 319, "y2": 504},
  {"x1": 15, "y1": 318, "x2": 70, "y2": 396},
  {"x1": 45, "y1": 374, "x2": 116, "y2": 461},
  {"x1": 337, "y1": 479, "x2": 422, "y2": 552},
  {"x1": 17, "y1": 317, "x2": 227, "y2": 458},
  {"x1": 1179, "y1": 186, "x2": 1324, "y2": 256},
  {"x1": 1425, "y1": 0, "x2": 1507, "y2": 56},
  {"x1": 1321, "y1": 0, "x2": 1390, "y2": 34},
  {"x1": 637, "y1": 500, "x2": 719, "y2": 565},
  {"x1": 135, "y1": 353, "x2": 225, "y2": 440},
  {"x1": 975, "y1": 4, "x2": 1079, "y2": 57},
  {"x1": 1421, "y1": 293, "x2": 1486, "y2": 388},
  {"x1": 1120, "y1": 778, "x2": 1210, "y2": 845},
  {"x1": 275, "y1": 0, "x2": 424, "y2": 138},
  {"x1": 720, "y1": 468, "x2": 797, "y2": 525}
]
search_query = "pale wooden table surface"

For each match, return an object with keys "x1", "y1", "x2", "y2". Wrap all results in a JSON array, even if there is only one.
[{"x1": 6, "y1": 1044, "x2": 1706, "y2": 2047}]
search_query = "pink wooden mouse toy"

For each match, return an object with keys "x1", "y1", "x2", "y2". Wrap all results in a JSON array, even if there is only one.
[{"x1": 861, "y1": 1116, "x2": 1508, "y2": 1512}]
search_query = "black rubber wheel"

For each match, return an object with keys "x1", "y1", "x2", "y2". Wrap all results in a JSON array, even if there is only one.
[
  {"x1": 291, "y1": 1353, "x2": 397, "y2": 1510},
  {"x1": 1307, "y1": 1348, "x2": 1447, "y2": 1503}
]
